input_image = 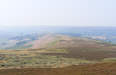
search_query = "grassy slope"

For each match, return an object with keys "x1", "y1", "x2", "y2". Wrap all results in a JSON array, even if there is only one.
[
  {"x1": 0, "y1": 49, "x2": 96, "y2": 68},
  {"x1": 0, "y1": 34, "x2": 116, "y2": 74},
  {"x1": 0, "y1": 35, "x2": 116, "y2": 68}
]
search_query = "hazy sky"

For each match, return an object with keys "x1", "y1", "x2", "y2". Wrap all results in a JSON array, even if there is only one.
[{"x1": 0, "y1": 0, "x2": 116, "y2": 27}]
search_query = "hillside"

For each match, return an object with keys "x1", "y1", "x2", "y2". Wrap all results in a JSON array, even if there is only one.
[
  {"x1": 31, "y1": 34, "x2": 116, "y2": 60},
  {"x1": 0, "y1": 34, "x2": 116, "y2": 75},
  {"x1": 0, "y1": 34, "x2": 116, "y2": 69}
]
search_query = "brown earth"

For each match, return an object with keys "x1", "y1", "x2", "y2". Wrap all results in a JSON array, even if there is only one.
[{"x1": 0, "y1": 62, "x2": 116, "y2": 75}]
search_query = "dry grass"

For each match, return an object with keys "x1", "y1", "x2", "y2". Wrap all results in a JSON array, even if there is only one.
[{"x1": 0, "y1": 62, "x2": 116, "y2": 75}]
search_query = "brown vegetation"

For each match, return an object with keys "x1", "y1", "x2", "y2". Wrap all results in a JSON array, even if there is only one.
[{"x1": 0, "y1": 62, "x2": 116, "y2": 75}]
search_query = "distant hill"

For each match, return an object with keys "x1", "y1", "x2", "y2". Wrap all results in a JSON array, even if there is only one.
[{"x1": 0, "y1": 27, "x2": 116, "y2": 49}]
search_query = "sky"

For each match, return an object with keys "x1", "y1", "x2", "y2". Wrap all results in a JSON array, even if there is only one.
[{"x1": 0, "y1": 0, "x2": 116, "y2": 27}]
